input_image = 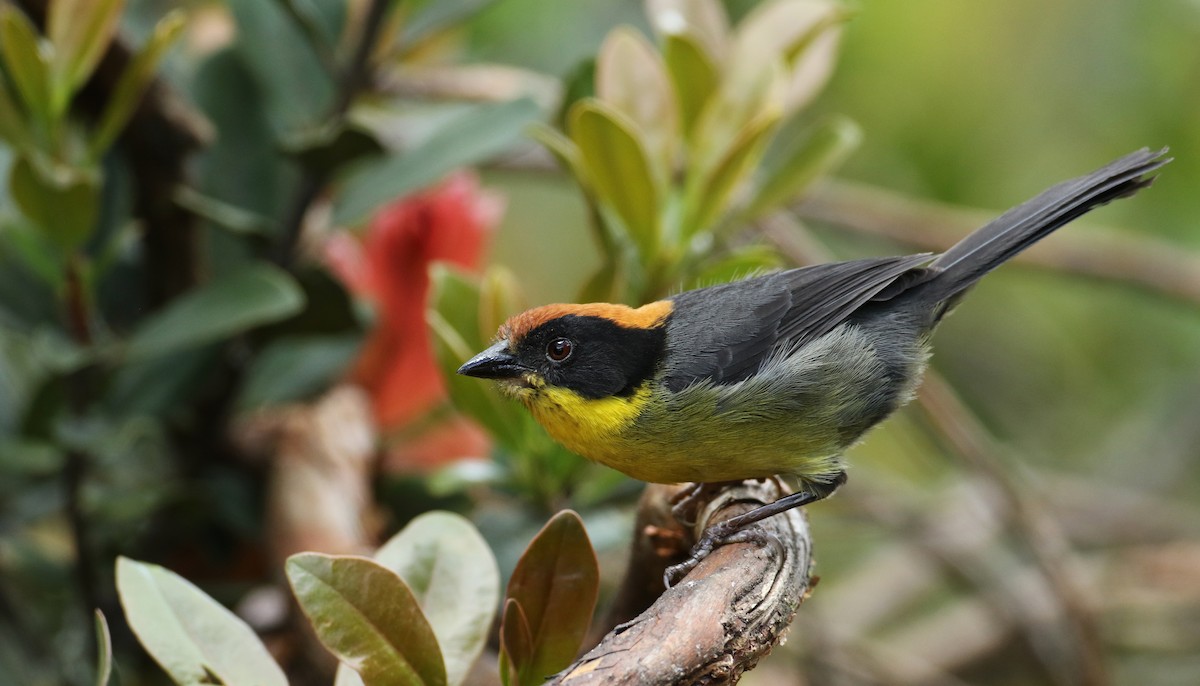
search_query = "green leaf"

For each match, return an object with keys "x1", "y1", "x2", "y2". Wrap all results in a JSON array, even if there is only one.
[
  {"x1": 687, "y1": 245, "x2": 783, "y2": 289},
  {"x1": 115, "y1": 557, "x2": 288, "y2": 686},
  {"x1": 48, "y1": 0, "x2": 124, "y2": 111},
  {"x1": 428, "y1": 265, "x2": 525, "y2": 448},
  {"x1": 748, "y1": 113, "x2": 861, "y2": 216},
  {"x1": 93, "y1": 609, "x2": 112, "y2": 686},
  {"x1": 374, "y1": 512, "x2": 499, "y2": 686},
  {"x1": 690, "y1": 59, "x2": 787, "y2": 181},
  {"x1": 89, "y1": 10, "x2": 185, "y2": 159},
  {"x1": 595, "y1": 27, "x2": 678, "y2": 178},
  {"x1": 0, "y1": 6, "x2": 53, "y2": 126},
  {"x1": 568, "y1": 99, "x2": 660, "y2": 261},
  {"x1": 503, "y1": 511, "x2": 598, "y2": 684},
  {"x1": 287, "y1": 553, "x2": 447, "y2": 686},
  {"x1": 125, "y1": 264, "x2": 305, "y2": 361},
  {"x1": 683, "y1": 111, "x2": 781, "y2": 237},
  {"x1": 526, "y1": 123, "x2": 618, "y2": 262},
  {"x1": 236, "y1": 334, "x2": 361, "y2": 410},
  {"x1": 335, "y1": 98, "x2": 539, "y2": 226},
  {"x1": 9, "y1": 155, "x2": 99, "y2": 250},
  {"x1": 662, "y1": 32, "x2": 718, "y2": 139}
]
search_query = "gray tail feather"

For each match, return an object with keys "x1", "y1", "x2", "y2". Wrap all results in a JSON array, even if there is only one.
[{"x1": 918, "y1": 147, "x2": 1170, "y2": 305}]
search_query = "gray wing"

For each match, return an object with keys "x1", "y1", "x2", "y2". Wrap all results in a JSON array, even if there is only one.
[{"x1": 660, "y1": 255, "x2": 932, "y2": 391}]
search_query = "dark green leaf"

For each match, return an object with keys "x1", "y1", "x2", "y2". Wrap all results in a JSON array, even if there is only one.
[
  {"x1": 553, "y1": 58, "x2": 595, "y2": 131},
  {"x1": 335, "y1": 98, "x2": 539, "y2": 226},
  {"x1": 104, "y1": 345, "x2": 220, "y2": 418},
  {"x1": 0, "y1": 438, "x2": 63, "y2": 476},
  {"x1": 229, "y1": 0, "x2": 336, "y2": 136},
  {"x1": 375, "y1": 512, "x2": 499, "y2": 686},
  {"x1": 748, "y1": 113, "x2": 861, "y2": 216},
  {"x1": 93, "y1": 609, "x2": 112, "y2": 686},
  {"x1": 9, "y1": 155, "x2": 99, "y2": 250},
  {"x1": 0, "y1": 70, "x2": 37, "y2": 153},
  {"x1": 89, "y1": 10, "x2": 185, "y2": 159},
  {"x1": 503, "y1": 511, "x2": 598, "y2": 685},
  {"x1": 236, "y1": 335, "x2": 362, "y2": 411},
  {"x1": 124, "y1": 264, "x2": 305, "y2": 361},
  {"x1": 287, "y1": 122, "x2": 385, "y2": 173},
  {"x1": 116, "y1": 557, "x2": 288, "y2": 686},
  {"x1": 287, "y1": 553, "x2": 447, "y2": 686},
  {"x1": 568, "y1": 99, "x2": 660, "y2": 260}
]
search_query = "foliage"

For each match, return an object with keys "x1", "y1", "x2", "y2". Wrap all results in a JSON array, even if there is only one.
[{"x1": 113, "y1": 510, "x2": 594, "y2": 686}]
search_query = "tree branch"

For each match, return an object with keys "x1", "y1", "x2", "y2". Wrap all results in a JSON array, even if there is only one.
[{"x1": 556, "y1": 480, "x2": 814, "y2": 686}]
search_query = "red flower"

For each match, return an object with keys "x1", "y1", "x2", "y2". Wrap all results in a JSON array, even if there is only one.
[{"x1": 326, "y1": 172, "x2": 501, "y2": 467}]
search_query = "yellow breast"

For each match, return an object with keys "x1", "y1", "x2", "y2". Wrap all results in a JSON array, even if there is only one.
[{"x1": 525, "y1": 383, "x2": 651, "y2": 461}]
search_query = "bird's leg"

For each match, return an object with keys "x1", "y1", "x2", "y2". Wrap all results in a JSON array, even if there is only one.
[
  {"x1": 664, "y1": 471, "x2": 847, "y2": 588},
  {"x1": 668, "y1": 480, "x2": 742, "y2": 527}
]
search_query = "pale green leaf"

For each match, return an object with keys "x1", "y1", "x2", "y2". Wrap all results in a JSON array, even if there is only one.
[
  {"x1": 683, "y1": 110, "x2": 781, "y2": 237},
  {"x1": 478, "y1": 266, "x2": 524, "y2": 347},
  {"x1": 595, "y1": 27, "x2": 678, "y2": 178},
  {"x1": 93, "y1": 609, "x2": 112, "y2": 686},
  {"x1": 116, "y1": 557, "x2": 288, "y2": 686},
  {"x1": 125, "y1": 265, "x2": 305, "y2": 360},
  {"x1": 0, "y1": 7, "x2": 53, "y2": 125},
  {"x1": 287, "y1": 553, "x2": 447, "y2": 686},
  {"x1": 748, "y1": 113, "x2": 860, "y2": 216},
  {"x1": 644, "y1": 0, "x2": 729, "y2": 61},
  {"x1": 662, "y1": 32, "x2": 718, "y2": 139},
  {"x1": 89, "y1": 10, "x2": 185, "y2": 159},
  {"x1": 374, "y1": 512, "x2": 500, "y2": 686},
  {"x1": 48, "y1": 0, "x2": 124, "y2": 109},
  {"x1": 568, "y1": 99, "x2": 660, "y2": 260},
  {"x1": 730, "y1": 0, "x2": 847, "y2": 114},
  {"x1": 690, "y1": 59, "x2": 787, "y2": 178}
]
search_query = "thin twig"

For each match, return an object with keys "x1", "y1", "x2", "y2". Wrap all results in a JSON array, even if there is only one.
[{"x1": 274, "y1": 0, "x2": 392, "y2": 267}]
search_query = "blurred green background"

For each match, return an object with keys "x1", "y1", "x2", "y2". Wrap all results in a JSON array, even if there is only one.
[{"x1": 1, "y1": 0, "x2": 1198, "y2": 684}]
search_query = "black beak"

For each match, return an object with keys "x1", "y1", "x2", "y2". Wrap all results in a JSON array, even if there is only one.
[{"x1": 457, "y1": 341, "x2": 528, "y2": 379}]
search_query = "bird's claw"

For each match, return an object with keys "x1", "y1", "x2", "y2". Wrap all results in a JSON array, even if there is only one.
[{"x1": 663, "y1": 522, "x2": 776, "y2": 588}]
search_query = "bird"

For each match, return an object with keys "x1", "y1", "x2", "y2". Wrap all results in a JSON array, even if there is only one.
[{"x1": 457, "y1": 148, "x2": 1168, "y2": 582}]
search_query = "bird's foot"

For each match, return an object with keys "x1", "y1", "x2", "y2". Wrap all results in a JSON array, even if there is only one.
[
  {"x1": 662, "y1": 472, "x2": 848, "y2": 588},
  {"x1": 668, "y1": 481, "x2": 740, "y2": 527},
  {"x1": 663, "y1": 521, "x2": 776, "y2": 588}
]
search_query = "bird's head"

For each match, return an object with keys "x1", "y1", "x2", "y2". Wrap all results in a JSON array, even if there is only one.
[{"x1": 457, "y1": 301, "x2": 672, "y2": 401}]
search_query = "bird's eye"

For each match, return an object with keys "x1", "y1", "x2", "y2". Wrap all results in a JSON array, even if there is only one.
[{"x1": 546, "y1": 337, "x2": 574, "y2": 362}]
